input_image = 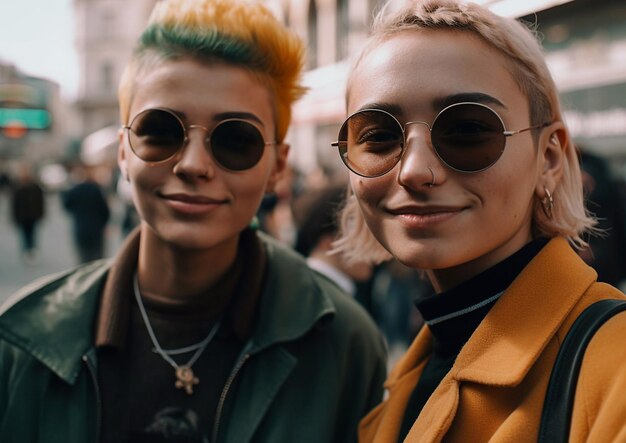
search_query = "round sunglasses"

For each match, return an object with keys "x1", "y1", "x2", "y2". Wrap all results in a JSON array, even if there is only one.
[
  {"x1": 122, "y1": 108, "x2": 275, "y2": 171},
  {"x1": 332, "y1": 102, "x2": 550, "y2": 177}
]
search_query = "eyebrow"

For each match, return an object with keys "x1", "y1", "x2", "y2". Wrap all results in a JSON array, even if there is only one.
[
  {"x1": 433, "y1": 93, "x2": 506, "y2": 110},
  {"x1": 354, "y1": 93, "x2": 506, "y2": 119},
  {"x1": 172, "y1": 109, "x2": 265, "y2": 126},
  {"x1": 213, "y1": 112, "x2": 265, "y2": 126},
  {"x1": 355, "y1": 102, "x2": 403, "y2": 116}
]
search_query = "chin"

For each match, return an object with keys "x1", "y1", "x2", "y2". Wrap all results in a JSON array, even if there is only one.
[
  {"x1": 150, "y1": 222, "x2": 234, "y2": 252},
  {"x1": 384, "y1": 241, "x2": 441, "y2": 270}
]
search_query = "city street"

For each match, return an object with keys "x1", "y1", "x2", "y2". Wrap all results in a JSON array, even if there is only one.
[{"x1": 0, "y1": 191, "x2": 123, "y2": 304}]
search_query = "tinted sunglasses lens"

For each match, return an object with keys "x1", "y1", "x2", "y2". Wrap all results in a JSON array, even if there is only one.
[
  {"x1": 338, "y1": 110, "x2": 404, "y2": 177},
  {"x1": 128, "y1": 109, "x2": 184, "y2": 162},
  {"x1": 431, "y1": 103, "x2": 506, "y2": 172},
  {"x1": 211, "y1": 120, "x2": 265, "y2": 171}
]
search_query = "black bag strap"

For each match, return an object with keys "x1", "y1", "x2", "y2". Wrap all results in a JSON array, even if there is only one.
[{"x1": 538, "y1": 299, "x2": 626, "y2": 443}]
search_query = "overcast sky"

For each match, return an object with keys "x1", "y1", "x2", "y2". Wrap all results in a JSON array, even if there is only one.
[{"x1": 0, "y1": 0, "x2": 78, "y2": 100}]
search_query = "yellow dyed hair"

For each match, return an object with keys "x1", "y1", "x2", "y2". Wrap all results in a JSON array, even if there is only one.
[{"x1": 118, "y1": 0, "x2": 306, "y2": 142}]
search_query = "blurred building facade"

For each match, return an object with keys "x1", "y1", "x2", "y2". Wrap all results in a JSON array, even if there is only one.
[
  {"x1": 0, "y1": 61, "x2": 66, "y2": 167},
  {"x1": 262, "y1": 0, "x2": 626, "y2": 181},
  {"x1": 531, "y1": 0, "x2": 626, "y2": 174},
  {"x1": 69, "y1": 0, "x2": 626, "y2": 178},
  {"x1": 73, "y1": 0, "x2": 157, "y2": 139}
]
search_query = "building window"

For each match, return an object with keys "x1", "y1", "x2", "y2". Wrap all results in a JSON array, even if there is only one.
[
  {"x1": 284, "y1": 1, "x2": 291, "y2": 27},
  {"x1": 101, "y1": 62, "x2": 114, "y2": 93},
  {"x1": 336, "y1": 0, "x2": 349, "y2": 61},
  {"x1": 100, "y1": 12, "x2": 115, "y2": 39},
  {"x1": 308, "y1": 0, "x2": 318, "y2": 68}
]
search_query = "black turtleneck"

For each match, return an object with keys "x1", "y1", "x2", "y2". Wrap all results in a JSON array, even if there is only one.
[{"x1": 397, "y1": 238, "x2": 549, "y2": 441}]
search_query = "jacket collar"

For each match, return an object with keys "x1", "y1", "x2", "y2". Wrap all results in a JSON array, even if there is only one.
[
  {"x1": 248, "y1": 231, "x2": 336, "y2": 354},
  {"x1": 0, "y1": 261, "x2": 110, "y2": 384},
  {"x1": 0, "y1": 231, "x2": 336, "y2": 384}
]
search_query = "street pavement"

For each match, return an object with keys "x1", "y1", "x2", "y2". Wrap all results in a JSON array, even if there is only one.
[{"x1": 0, "y1": 191, "x2": 123, "y2": 304}]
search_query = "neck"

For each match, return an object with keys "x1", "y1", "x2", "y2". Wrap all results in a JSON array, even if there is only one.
[
  {"x1": 137, "y1": 225, "x2": 240, "y2": 301},
  {"x1": 428, "y1": 231, "x2": 534, "y2": 293}
]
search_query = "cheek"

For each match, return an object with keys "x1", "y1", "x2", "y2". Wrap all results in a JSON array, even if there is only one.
[
  {"x1": 232, "y1": 168, "x2": 273, "y2": 206},
  {"x1": 350, "y1": 176, "x2": 372, "y2": 211},
  {"x1": 127, "y1": 171, "x2": 156, "y2": 216},
  {"x1": 350, "y1": 175, "x2": 388, "y2": 223},
  {"x1": 478, "y1": 168, "x2": 535, "y2": 224}
]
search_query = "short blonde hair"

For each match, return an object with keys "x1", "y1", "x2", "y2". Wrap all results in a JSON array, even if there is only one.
[
  {"x1": 334, "y1": 0, "x2": 596, "y2": 265},
  {"x1": 118, "y1": 0, "x2": 306, "y2": 142}
]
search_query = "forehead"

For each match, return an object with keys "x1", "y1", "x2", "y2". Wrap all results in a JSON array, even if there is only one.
[
  {"x1": 129, "y1": 58, "x2": 274, "y2": 124},
  {"x1": 347, "y1": 30, "x2": 526, "y2": 116}
]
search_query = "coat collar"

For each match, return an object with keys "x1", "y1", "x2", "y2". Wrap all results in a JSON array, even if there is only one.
[
  {"x1": 387, "y1": 238, "x2": 596, "y2": 389},
  {"x1": 453, "y1": 237, "x2": 596, "y2": 386},
  {"x1": 0, "y1": 231, "x2": 336, "y2": 384}
]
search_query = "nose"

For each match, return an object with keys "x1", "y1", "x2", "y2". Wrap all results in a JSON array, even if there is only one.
[
  {"x1": 172, "y1": 126, "x2": 216, "y2": 180},
  {"x1": 397, "y1": 122, "x2": 441, "y2": 189}
]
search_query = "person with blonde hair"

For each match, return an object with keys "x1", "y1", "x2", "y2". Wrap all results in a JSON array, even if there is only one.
[
  {"x1": 330, "y1": 0, "x2": 626, "y2": 441},
  {"x1": 0, "y1": 1, "x2": 386, "y2": 441}
]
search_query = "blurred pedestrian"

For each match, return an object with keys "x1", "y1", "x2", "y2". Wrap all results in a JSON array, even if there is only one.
[
  {"x1": 370, "y1": 260, "x2": 428, "y2": 357},
  {"x1": 578, "y1": 147, "x2": 626, "y2": 287},
  {"x1": 61, "y1": 163, "x2": 111, "y2": 263},
  {"x1": 293, "y1": 182, "x2": 374, "y2": 301},
  {"x1": 0, "y1": 167, "x2": 12, "y2": 193},
  {"x1": 10, "y1": 163, "x2": 45, "y2": 265},
  {"x1": 0, "y1": 1, "x2": 386, "y2": 442},
  {"x1": 116, "y1": 173, "x2": 140, "y2": 238}
]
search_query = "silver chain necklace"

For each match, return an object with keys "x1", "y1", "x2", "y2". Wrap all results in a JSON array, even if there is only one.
[{"x1": 133, "y1": 273, "x2": 221, "y2": 395}]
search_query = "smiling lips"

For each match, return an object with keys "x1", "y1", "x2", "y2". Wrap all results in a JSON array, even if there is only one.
[
  {"x1": 161, "y1": 193, "x2": 226, "y2": 215},
  {"x1": 387, "y1": 205, "x2": 464, "y2": 228}
]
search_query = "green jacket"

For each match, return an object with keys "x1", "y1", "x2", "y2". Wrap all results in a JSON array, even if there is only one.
[{"x1": 0, "y1": 234, "x2": 386, "y2": 443}]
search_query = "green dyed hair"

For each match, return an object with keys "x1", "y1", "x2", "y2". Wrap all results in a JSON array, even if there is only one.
[{"x1": 118, "y1": 0, "x2": 306, "y2": 142}]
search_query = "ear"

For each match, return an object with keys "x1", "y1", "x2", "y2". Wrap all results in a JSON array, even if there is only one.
[
  {"x1": 535, "y1": 121, "x2": 568, "y2": 199},
  {"x1": 117, "y1": 128, "x2": 129, "y2": 182},
  {"x1": 265, "y1": 143, "x2": 289, "y2": 194}
]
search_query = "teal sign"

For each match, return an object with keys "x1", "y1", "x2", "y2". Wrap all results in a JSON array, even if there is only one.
[{"x1": 0, "y1": 108, "x2": 51, "y2": 129}]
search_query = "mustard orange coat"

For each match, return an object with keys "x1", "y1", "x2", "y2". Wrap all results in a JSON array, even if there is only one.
[{"x1": 360, "y1": 238, "x2": 626, "y2": 442}]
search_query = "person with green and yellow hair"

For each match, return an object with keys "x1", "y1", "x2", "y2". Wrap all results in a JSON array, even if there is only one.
[{"x1": 0, "y1": 1, "x2": 386, "y2": 441}]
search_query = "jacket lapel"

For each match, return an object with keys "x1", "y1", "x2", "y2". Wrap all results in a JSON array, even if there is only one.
[
  {"x1": 222, "y1": 346, "x2": 297, "y2": 443},
  {"x1": 217, "y1": 233, "x2": 337, "y2": 442},
  {"x1": 0, "y1": 262, "x2": 109, "y2": 384},
  {"x1": 251, "y1": 232, "x2": 336, "y2": 352}
]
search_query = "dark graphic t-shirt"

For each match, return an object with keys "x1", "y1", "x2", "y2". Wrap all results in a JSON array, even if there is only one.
[{"x1": 125, "y1": 407, "x2": 208, "y2": 443}]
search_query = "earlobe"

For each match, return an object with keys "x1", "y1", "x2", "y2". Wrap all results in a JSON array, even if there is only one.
[
  {"x1": 535, "y1": 122, "x2": 567, "y2": 198},
  {"x1": 266, "y1": 143, "x2": 290, "y2": 194},
  {"x1": 275, "y1": 143, "x2": 290, "y2": 173}
]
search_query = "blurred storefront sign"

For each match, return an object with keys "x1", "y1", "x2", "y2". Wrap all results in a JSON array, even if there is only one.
[
  {"x1": 562, "y1": 82, "x2": 626, "y2": 156},
  {"x1": 0, "y1": 63, "x2": 65, "y2": 163},
  {"x1": 0, "y1": 108, "x2": 52, "y2": 130}
]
